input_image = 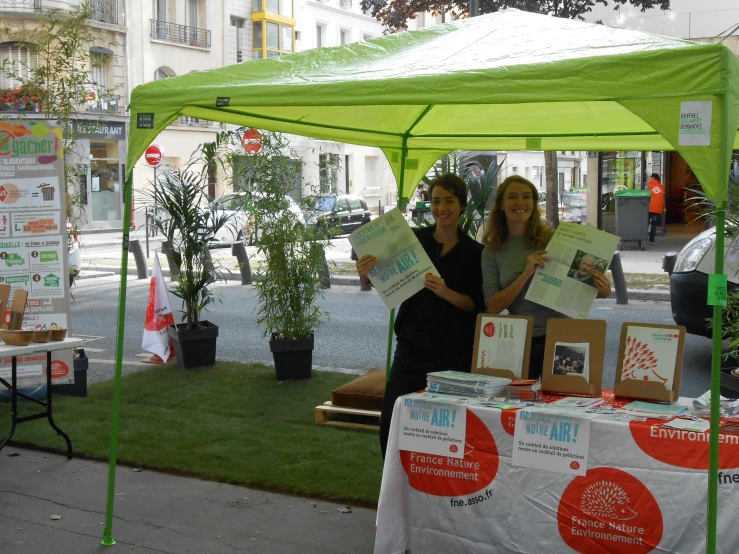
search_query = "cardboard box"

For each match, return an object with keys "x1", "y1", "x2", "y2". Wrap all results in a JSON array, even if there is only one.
[{"x1": 2, "y1": 288, "x2": 28, "y2": 330}]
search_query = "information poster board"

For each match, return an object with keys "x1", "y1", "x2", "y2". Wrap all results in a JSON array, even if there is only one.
[{"x1": 0, "y1": 121, "x2": 74, "y2": 386}]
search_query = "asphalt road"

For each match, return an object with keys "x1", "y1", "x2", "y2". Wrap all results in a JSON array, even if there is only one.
[{"x1": 68, "y1": 275, "x2": 715, "y2": 398}]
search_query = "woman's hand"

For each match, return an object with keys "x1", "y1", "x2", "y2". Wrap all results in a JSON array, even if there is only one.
[
  {"x1": 593, "y1": 271, "x2": 612, "y2": 299},
  {"x1": 524, "y1": 250, "x2": 549, "y2": 279},
  {"x1": 424, "y1": 273, "x2": 451, "y2": 301},
  {"x1": 356, "y1": 254, "x2": 377, "y2": 284}
]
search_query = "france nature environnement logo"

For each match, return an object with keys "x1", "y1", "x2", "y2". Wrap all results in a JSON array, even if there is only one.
[
  {"x1": 400, "y1": 411, "x2": 498, "y2": 497},
  {"x1": 557, "y1": 467, "x2": 663, "y2": 554}
]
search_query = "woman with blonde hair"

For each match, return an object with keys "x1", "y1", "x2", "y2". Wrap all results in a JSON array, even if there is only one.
[{"x1": 482, "y1": 175, "x2": 611, "y2": 378}]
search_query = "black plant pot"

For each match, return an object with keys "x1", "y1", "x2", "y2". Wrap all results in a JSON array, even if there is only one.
[
  {"x1": 269, "y1": 333, "x2": 314, "y2": 381},
  {"x1": 51, "y1": 348, "x2": 89, "y2": 398},
  {"x1": 168, "y1": 321, "x2": 219, "y2": 369}
]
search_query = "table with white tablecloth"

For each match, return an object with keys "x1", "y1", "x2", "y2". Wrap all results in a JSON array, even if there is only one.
[{"x1": 375, "y1": 391, "x2": 739, "y2": 554}]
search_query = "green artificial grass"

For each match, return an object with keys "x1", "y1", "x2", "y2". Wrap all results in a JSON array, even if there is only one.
[{"x1": 1, "y1": 362, "x2": 383, "y2": 506}]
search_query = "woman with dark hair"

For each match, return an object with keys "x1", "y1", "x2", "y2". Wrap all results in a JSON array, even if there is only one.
[
  {"x1": 482, "y1": 176, "x2": 611, "y2": 379},
  {"x1": 356, "y1": 173, "x2": 485, "y2": 459}
]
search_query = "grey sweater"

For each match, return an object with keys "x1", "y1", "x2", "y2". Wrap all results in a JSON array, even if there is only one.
[{"x1": 481, "y1": 234, "x2": 565, "y2": 337}]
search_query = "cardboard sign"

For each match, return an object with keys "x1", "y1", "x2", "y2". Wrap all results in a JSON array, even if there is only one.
[
  {"x1": 2, "y1": 288, "x2": 27, "y2": 330},
  {"x1": 472, "y1": 314, "x2": 533, "y2": 380},
  {"x1": 541, "y1": 319, "x2": 605, "y2": 398},
  {"x1": 614, "y1": 322, "x2": 686, "y2": 404}
]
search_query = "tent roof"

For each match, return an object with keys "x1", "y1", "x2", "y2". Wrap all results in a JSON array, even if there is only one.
[{"x1": 127, "y1": 8, "x2": 739, "y2": 201}]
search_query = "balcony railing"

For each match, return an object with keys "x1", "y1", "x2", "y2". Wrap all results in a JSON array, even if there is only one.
[
  {"x1": 339, "y1": 0, "x2": 352, "y2": 8},
  {"x1": 0, "y1": 0, "x2": 40, "y2": 9},
  {"x1": 89, "y1": 0, "x2": 119, "y2": 25},
  {"x1": 173, "y1": 116, "x2": 213, "y2": 128},
  {"x1": 150, "y1": 19, "x2": 211, "y2": 48},
  {"x1": 85, "y1": 94, "x2": 124, "y2": 115}
]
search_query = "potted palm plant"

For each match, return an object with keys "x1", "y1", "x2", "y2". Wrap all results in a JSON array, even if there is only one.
[
  {"x1": 146, "y1": 158, "x2": 235, "y2": 368},
  {"x1": 240, "y1": 131, "x2": 332, "y2": 380}
]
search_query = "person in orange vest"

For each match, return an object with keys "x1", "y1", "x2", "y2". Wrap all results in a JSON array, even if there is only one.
[{"x1": 647, "y1": 173, "x2": 665, "y2": 245}]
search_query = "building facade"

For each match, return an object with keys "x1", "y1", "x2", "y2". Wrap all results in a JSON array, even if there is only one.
[{"x1": 0, "y1": 0, "x2": 129, "y2": 231}]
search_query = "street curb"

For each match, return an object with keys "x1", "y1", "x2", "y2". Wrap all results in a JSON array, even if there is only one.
[{"x1": 78, "y1": 264, "x2": 671, "y2": 302}]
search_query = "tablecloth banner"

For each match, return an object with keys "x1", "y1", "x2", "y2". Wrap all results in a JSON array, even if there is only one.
[{"x1": 375, "y1": 391, "x2": 739, "y2": 554}]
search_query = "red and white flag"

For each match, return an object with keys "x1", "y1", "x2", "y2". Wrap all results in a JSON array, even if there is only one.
[{"x1": 141, "y1": 254, "x2": 175, "y2": 363}]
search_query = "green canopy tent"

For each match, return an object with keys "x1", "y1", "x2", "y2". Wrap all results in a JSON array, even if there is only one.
[{"x1": 107, "y1": 9, "x2": 739, "y2": 550}]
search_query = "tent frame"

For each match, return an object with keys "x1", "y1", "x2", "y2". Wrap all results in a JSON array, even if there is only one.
[{"x1": 105, "y1": 10, "x2": 739, "y2": 552}]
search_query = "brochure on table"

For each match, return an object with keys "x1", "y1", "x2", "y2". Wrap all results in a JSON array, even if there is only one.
[
  {"x1": 348, "y1": 207, "x2": 439, "y2": 310},
  {"x1": 471, "y1": 314, "x2": 533, "y2": 380},
  {"x1": 542, "y1": 319, "x2": 605, "y2": 398},
  {"x1": 614, "y1": 322, "x2": 685, "y2": 404},
  {"x1": 524, "y1": 223, "x2": 619, "y2": 319},
  {"x1": 0, "y1": 121, "x2": 74, "y2": 386}
]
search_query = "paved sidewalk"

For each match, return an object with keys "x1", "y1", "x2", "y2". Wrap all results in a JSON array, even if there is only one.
[{"x1": 0, "y1": 446, "x2": 377, "y2": 554}]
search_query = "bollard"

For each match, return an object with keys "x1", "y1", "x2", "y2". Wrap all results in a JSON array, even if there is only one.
[
  {"x1": 161, "y1": 240, "x2": 180, "y2": 279},
  {"x1": 610, "y1": 250, "x2": 627, "y2": 305},
  {"x1": 231, "y1": 242, "x2": 253, "y2": 285},
  {"x1": 320, "y1": 248, "x2": 331, "y2": 289},
  {"x1": 128, "y1": 239, "x2": 149, "y2": 280},
  {"x1": 662, "y1": 251, "x2": 677, "y2": 276}
]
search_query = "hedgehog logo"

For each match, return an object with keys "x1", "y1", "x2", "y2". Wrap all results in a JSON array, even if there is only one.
[
  {"x1": 558, "y1": 468, "x2": 663, "y2": 554},
  {"x1": 580, "y1": 480, "x2": 638, "y2": 521}
]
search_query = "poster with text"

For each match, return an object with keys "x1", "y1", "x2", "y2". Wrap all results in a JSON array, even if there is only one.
[
  {"x1": 525, "y1": 223, "x2": 619, "y2": 319},
  {"x1": 620, "y1": 325, "x2": 679, "y2": 390},
  {"x1": 475, "y1": 316, "x2": 528, "y2": 377},
  {"x1": 0, "y1": 120, "x2": 73, "y2": 386},
  {"x1": 398, "y1": 394, "x2": 467, "y2": 458},
  {"x1": 349, "y1": 208, "x2": 439, "y2": 309}
]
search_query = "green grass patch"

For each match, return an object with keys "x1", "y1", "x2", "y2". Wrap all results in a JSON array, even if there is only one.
[{"x1": 2, "y1": 363, "x2": 382, "y2": 506}]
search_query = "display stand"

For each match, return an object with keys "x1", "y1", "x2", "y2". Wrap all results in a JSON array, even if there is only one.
[
  {"x1": 0, "y1": 338, "x2": 83, "y2": 459},
  {"x1": 614, "y1": 322, "x2": 685, "y2": 404},
  {"x1": 471, "y1": 314, "x2": 533, "y2": 380},
  {"x1": 541, "y1": 319, "x2": 605, "y2": 397}
]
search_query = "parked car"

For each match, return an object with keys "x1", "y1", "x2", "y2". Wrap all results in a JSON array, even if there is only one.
[
  {"x1": 668, "y1": 227, "x2": 739, "y2": 337},
  {"x1": 304, "y1": 194, "x2": 372, "y2": 235},
  {"x1": 199, "y1": 191, "x2": 304, "y2": 247}
]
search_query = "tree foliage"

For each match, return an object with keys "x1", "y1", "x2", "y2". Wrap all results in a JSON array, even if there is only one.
[{"x1": 361, "y1": 0, "x2": 670, "y2": 32}]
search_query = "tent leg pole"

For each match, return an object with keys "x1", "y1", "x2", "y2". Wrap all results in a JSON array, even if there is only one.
[
  {"x1": 707, "y1": 207, "x2": 724, "y2": 554},
  {"x1": 101, "y1": 174, "x2": 134, "y2": 546}
]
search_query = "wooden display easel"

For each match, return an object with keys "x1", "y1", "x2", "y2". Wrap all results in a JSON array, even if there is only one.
[
  {"x1": 614, "y1": 322, "x2": 686, "y2": 404},
  {"x1": 471, "y1": 314, "x2": 533, "y2": 380},
  {"x1": 541, "y1": 319, "x2": 606, "y2": 398}
]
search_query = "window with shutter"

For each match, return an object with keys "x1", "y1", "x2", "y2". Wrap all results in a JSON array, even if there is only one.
[{"x1": 0, "y1": 43, "x2": 38, "y2": 89}]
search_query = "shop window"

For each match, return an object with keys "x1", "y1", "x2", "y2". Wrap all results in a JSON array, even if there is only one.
[
  {"x1": 89, "y1": 141, "x2": 121, "y2": 223},
  {"x1": 320, "y1": 153, "x2": 341, "y2": 193}
]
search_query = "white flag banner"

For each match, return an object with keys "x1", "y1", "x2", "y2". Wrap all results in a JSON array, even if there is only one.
[{"x1": 141, "y1": 254, "x2": 175, "y2": 362}]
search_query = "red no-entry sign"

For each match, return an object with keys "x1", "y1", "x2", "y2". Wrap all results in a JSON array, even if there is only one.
[
  {"x1": 144, "y1": 144, "x2": 163, "y2": 167},
  {"x1": 242, "y1": 128, "x2": 262, "y2": 154}
]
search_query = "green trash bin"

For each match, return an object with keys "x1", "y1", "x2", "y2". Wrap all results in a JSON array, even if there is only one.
[{"x1": 615, "y1": 188, "x2": 651, "y2": 251}]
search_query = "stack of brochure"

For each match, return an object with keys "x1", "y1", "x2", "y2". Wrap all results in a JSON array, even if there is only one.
[
  {"x1": 719, "y1": 419, "x2": 739, "y2": 435},
  {"x1": 508, "y1": 379, "x2": 542, "y2": 401},
  {"x1": 692, "y1": 391, "x2": 739, "y2": 416},
  {"x1": 426, "y1": 371, "x2": 511, "y2": 397},
  {"x1": 548, "y1": 396, "x2": 605, "y2": 409}
]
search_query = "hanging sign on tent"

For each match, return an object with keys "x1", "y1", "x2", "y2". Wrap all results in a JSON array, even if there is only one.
[
  {"x1": 679, "y1": 101, "x2": 712, "y2": 147},
  {"x1": 242, "y1": 128, "x2": 262, "y2": 154}
]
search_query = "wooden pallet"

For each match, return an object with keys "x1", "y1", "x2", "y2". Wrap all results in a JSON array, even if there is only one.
[{"x1": 315, "y1": 401, "x2": 381, "y2": 432}]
